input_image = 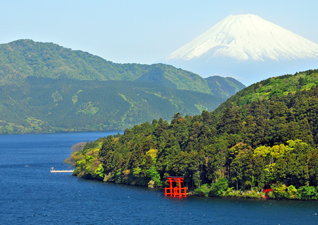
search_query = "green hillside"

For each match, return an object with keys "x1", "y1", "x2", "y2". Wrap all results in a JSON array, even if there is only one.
[
  {"x1": 67, "y1": 68, "x2": 318, "y2": 200},
  {"x1": 0, "y1": 77, "x2": 224, "y2": 134},
  {"x1": 215, "y1": 69, "x2": 318, "y2": 112},
  {"x1": 0, "y1": 39, "x2": 244, "y2": 97}
]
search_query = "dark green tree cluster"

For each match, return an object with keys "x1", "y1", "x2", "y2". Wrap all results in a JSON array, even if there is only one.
[{"x1": 68, "y1": 70, "x2": 318, "y2": 200}]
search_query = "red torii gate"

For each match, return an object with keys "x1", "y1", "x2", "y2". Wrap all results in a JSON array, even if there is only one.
[{"x1": 164, "y1": 176, "x2": 187, "y2": 197}]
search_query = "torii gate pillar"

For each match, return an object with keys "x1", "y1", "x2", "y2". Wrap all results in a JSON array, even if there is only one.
[{"x1": 164, "y1": 176, "x2": 187, "y2": 197}]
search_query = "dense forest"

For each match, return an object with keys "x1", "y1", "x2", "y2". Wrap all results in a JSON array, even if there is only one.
[{"x1": 67, "y1": 69, "x2": 318, "y2": 200}]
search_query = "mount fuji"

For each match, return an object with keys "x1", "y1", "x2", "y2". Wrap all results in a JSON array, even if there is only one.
[{"x1": 164, "y1": 14, "x2": 318, "y2": 85}]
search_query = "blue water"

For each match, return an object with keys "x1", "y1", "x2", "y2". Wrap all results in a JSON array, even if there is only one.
[{"x1": 1, "y1": 132, "x2": 318, "y2": 225}]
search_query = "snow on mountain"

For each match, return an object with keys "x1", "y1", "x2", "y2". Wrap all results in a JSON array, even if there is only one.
[
  {"x1": 164, "y1": 14, "x2": 318, "y2": 86},
  {"x1": 166, "y1": 14, "x2": 318, "y2": 62}
]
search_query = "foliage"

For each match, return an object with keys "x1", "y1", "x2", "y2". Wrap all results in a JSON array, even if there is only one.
[
  {"x1": 287, "y1": 185, "x2": 298, "y2": 199},
  {"x1": 273, "y1": 183, "x2": 287, "y2": 199},
  {"x1": 208, "y1": 178, "x2": 229, "y2": 197},
  {"x1": 243, "y1": 190, "x2": 264, "y2": 199},
  {"x1": 297, "y1": 186, "x2": 318, "y2": 200},
  {"x1": 147, "y1": 166, "x2": 162, "y2": 187},
  {"x1": 94, "y1": 164, "x2": 104, "y2": 178},
  {"x1": 194, "y1": 184, "x2": 211, "y2": 197},
  {"x1": 267, "y1": 191, "x2": 275, "y2": 199}
]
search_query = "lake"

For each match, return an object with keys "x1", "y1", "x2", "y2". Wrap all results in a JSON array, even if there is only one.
[{"x1": 1, "y1": 132, "x2": 318, "y2": 224}]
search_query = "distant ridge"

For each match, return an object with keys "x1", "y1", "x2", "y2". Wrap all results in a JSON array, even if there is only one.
[{"x1": 0, "y1": 39, "x2": 245, "y2": 97}]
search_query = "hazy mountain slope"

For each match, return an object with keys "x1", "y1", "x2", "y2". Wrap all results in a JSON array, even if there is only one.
[
  {"x1": 0, "y1": 77, "x2": 224, "y2": 134},
  {"x1": 136, "y1": 64, "x2": 212, "y2": 94},
  {"x1": 205, "y1": 76, "x2": 245, "y2": 98},
  {"x1": 134, "y1": 67, "x2": 177, "y2": 89}
]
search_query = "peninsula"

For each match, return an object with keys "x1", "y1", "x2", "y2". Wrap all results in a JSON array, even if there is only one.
[{"x1": 66, "y1": 69, "x2": 318, "y2": 200}]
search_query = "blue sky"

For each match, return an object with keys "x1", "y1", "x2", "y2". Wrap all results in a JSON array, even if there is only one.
[{"x1": 1, "y1": 0, "x2": 318, "y2": 64}]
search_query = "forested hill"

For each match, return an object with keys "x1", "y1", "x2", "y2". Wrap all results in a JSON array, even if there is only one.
[
  {"x1": 0, "y1": 77, "x2": 224, "y2": 134},
  {"x1": 0, "y1": 39, "x2": 244, "y2": 97},
  {"x1": 215, "y1": 69, "x2": 318, "y2": 113},
  {"x1": 67, "y1": 68, "x2": 318, "y2": 200}
]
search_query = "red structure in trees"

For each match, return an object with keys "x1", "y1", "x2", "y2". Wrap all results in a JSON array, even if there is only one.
[
  {"x1": 263, "y1": 188, "x2": 273, "y2": 194},
  {"x1": 164, "y1": 176, "x2": 187, "y2": 197}
]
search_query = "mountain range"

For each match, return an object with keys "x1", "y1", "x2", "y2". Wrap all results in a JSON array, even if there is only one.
[
  {"x1": 0, "y1": 39, "x2": 245, "y2": 134},
  {"x1": 0, "y1": 39, "x2": 244, "y2": 97}
]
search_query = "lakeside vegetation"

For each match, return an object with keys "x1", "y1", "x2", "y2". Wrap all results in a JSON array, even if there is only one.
[{"x1": 66, "y1": 69, "x2": 318, "y2": 200}]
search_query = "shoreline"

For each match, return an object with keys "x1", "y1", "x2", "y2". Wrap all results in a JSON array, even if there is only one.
[{"x1": 74, "y1": 175, "x2": 317, "y2": 201}]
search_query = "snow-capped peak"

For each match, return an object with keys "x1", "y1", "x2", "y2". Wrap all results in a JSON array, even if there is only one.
[{"x1": 166, "y1": 14, "x2": 318, "y2": 61}]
